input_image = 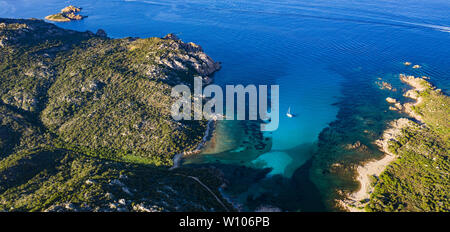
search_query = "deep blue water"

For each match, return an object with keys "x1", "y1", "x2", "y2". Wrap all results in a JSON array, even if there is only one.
[{"x1": 2, "y1": 0, "x2": 449, "y2": 211}]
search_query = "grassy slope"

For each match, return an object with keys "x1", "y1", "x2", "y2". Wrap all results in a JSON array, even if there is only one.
[{"x1": 0, "y1": 148, "x2": 228, "y2": 211}]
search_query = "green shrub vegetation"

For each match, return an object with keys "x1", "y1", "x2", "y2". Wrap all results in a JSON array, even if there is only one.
[
  {"x1": 0, "y1": 18, "x2": 228, "y2": 211},
  {"x1": 366, "y1": 79, "x2": 449, "y2": 212}
]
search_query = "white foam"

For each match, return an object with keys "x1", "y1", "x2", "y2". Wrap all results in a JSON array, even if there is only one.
[{"x1": 391, "y1": 19, "x2": 450, "y2": 33}]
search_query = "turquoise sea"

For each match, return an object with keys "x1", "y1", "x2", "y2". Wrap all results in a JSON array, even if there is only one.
[{"x1": 2, "y1": 0, "x2": 449, "y2": 211}]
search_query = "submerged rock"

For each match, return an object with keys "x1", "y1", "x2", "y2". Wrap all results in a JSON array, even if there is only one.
[
  {"x1": 345, "y1": 141, "x2": 369, "y2": 152},
  {"x1": 376, "y1": 81, "x2": 396, "y2": 91},
  {"x1": 385, "y1": 97, "x2": 397, "y2": 104}
]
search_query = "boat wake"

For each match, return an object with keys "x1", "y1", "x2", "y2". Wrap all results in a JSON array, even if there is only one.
[
  {"x1": 398, "y1": 21, "x2": 450, "y2": 33},
  {"x1": 123, "y1": 0, "x2": 450, "y2": 34}
]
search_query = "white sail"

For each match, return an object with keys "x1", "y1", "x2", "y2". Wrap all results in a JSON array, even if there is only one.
[{"x1": 286, "y1": 107, "x2": 294, "y2": 118}]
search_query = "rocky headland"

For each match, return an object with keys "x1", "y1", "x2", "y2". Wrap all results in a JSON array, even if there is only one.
[
  {"x1": 340, "y1": 73, "x2": 449, "y2": 211},
  {"x1": 0, "y1": 18, "x2": 228, "y2": 212}
]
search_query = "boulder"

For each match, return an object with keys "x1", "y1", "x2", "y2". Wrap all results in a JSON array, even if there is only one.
[{"x1": 96, "y1": 29, "x2": 107, "y2": 37}]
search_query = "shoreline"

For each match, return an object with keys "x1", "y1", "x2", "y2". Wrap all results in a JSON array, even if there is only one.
[
  {"x1": 339, "y1": 74, "x2": 426, "y2": 212},
  {"x1": 170, "y1": 119, "x2": 216, "y2": 169},
  {"x1": 339, "y1": 118, "x2": 411, "y2": 211}
]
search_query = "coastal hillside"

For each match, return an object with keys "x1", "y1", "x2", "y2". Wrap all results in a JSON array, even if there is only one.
[
  {"x1": 0, "y1": 18, "x2": 228, "y2": 211},
  {"x1": 365, "y1": 76, "x2": 449, "y2": 212}
]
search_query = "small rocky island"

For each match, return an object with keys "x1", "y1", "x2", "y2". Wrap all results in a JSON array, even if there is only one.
[{"x1": 45, "y1": 5, "x2": 86, "y2": 22}]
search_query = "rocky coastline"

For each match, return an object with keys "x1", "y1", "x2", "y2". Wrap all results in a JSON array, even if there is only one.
[
  {"x1": 0, "y1": 18, "x2": 230, "y2": 211},
  {"x1": 171, "y1": 119, "x2": 217, "y2": 169},
  {"x1": 339, "y1": 74, "x2": 434, "y2": 211}
]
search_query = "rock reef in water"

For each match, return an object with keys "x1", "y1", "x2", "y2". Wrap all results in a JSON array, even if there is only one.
[
  {"x1": 45, "y1": 5, "x2": 86, "y2": 22},
  {"x1": 375, "y1": 80, "x2": 396, "y2": 91}
]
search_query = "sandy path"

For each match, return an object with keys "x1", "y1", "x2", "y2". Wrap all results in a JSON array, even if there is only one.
[{"x1": 174, "y1": 173, "x2": 230, "y2": 212}]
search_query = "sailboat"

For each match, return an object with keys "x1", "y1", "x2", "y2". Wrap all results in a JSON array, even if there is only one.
[{"x1": 286, "y1": 107, "x2": 295, "y2": 118}]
